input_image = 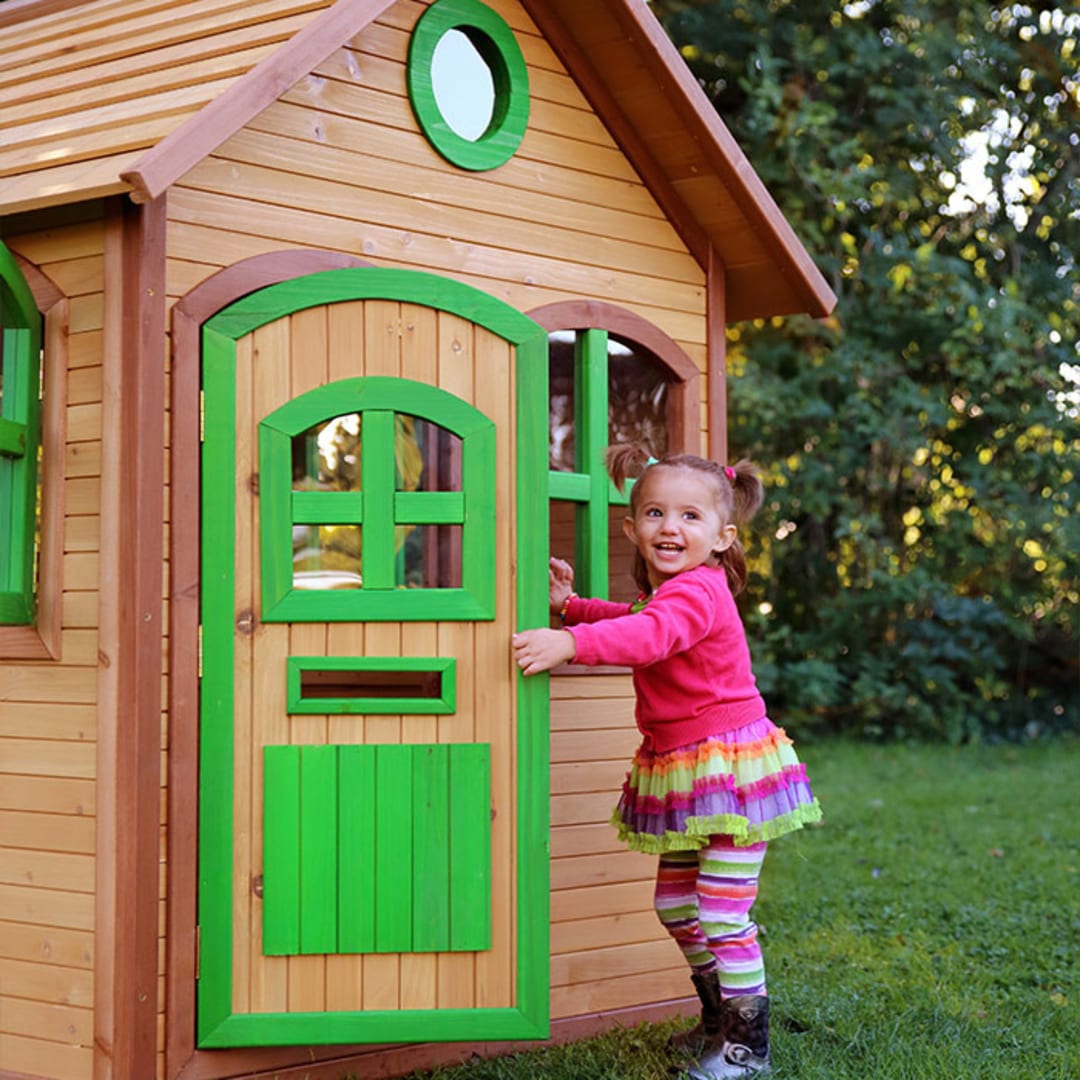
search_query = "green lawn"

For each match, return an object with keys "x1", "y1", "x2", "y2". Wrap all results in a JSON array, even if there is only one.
[{"x1": 397, "y1": 737, "x2": 1080, "y2": 1080}]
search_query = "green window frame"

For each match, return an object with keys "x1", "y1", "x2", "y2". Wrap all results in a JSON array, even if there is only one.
[
  {"x1": 259, "y1": 376, "x2": 496, "y2": 622},
  {"x1": 0, "y1": 242, "x2": 42, "y2": 626},
  {"x1": 407, "y1": 0, "x2": 529, "y2": 171}
]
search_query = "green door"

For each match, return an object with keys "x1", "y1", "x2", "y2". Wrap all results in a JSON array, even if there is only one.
[{"x1": 196, "y1": 269, "x2": 550, "y2": 1047}]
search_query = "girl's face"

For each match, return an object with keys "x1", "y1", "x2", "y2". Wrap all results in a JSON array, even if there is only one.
[{"x1": 623, "y1": 466, "x2": 736, "y2": 589}]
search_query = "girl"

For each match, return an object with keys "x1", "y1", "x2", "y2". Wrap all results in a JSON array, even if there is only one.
[{"x1": 512, "y1": 447, "x2": 821, "y2": 1079}]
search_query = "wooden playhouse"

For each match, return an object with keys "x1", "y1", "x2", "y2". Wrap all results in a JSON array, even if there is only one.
[{"x1": 0, "y1": 1, "x2": 835, "y2": 1077}]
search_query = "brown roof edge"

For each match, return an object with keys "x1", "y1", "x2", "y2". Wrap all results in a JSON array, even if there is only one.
[
  {"x1": 611, "y1": 0, "x2": 837, "y2": 318},
  {"x1": 119, "y1": 0, "x2": 398, "y2": 204}
]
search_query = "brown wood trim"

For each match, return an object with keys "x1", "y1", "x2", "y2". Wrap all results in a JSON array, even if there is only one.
[
  {"x1": 121, "y1": 0, "x2": 399, "y2": 204},
  {"x1": 600, "y1": 0, "x2": 836, "y2": 320},
  {"x1": 95, "y1": 194, "x2": 168, "y2": 1080},
  {"x1": 526, "y1": 299, "x2": 700, "y2": 456},
  {"x1": 166, "y1": 249, "x2": 370, "y2": 1080},
  {"x1": 173, "y1": 998, "x2": 694, "y2": 1080},
  {"x1": 518, "y1": 0, "x2": 710, "y2": 272},
  {"x1": 0, "y1": 254, "x2": 67, "y2": 660},
  {"x1": 707, "y1": 246, "x2": 728, "y2": 462}
]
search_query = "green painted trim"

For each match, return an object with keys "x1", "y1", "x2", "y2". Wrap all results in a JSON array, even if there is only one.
[
  {"x1": 198, "y1": 1006, "x2": 548, "y2": 1047},
  {"x1": 0, "y1": 417, "x2": 26, "y2": 457},
  {"x1": 198, "y1": 268, "x2": 550, "y2": 1044},
  {"x1": 285, "y1": 656, "x2": 457, "y2": 715},
  {"x1": 292, "y1": 490, "x2": 364, "y2": 524},
  {"x1": 204, "y1": 269, "x2": 541, "y2": 345},
  {"x1": 337, "y1": 745, "x2": 376, "y2": 952},
  {"x1": 412, "y1": 744, "x2": 451, "y2": 952},
  {"x1": 407, "y1": 0, "x2": 529, "y2": 172},
  {"x1": 262, "y1": 746, "x2": 301, "y2": 955},
  {"x1": 449, "y1": 744, "x2": 492, "y2": 949},
  {"x1": 197, "y1": 327, "x2": 239, "y2": 1044},
  {"x1": 360, "y1": 409, "x2": 396, "y2": 588},
  {"x1": 0, "y1": 245, "x2": 43, "y2": 624},
  {"x1": 300, "y1": 746, "x2": 339, "y2": 954},
  {"x1": 394, "y1": 491, "x2": 465, "y2": 524},
  {"x1": 547, "y1": 470, "x2": 590, "y2": 501},
  {"x1": 575, "y1": 329, "x2": 610, "y2": 600}
]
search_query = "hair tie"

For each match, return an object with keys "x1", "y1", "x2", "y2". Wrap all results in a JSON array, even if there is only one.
[
  {"x1": 646, "y1": 455, "x2": 659, "y2": 466},
  {"x1": 724, "y1": 466, "x2": 736, "y2": 482}
]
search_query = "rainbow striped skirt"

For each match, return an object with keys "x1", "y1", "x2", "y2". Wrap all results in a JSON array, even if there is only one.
[{"x1": 611, "y1": 716, "x2": 823, "y2": 853}]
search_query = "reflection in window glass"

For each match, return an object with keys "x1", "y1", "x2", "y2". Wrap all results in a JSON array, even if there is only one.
[
  {"x1": 293, "y1": 414, "x2": 361, "y2": 492},
  {"x1": 397, "y1": 415, "x2": 462, "y2": 492},
  {"x1": 293, "y1": 525, "x2": 362, "y2": 590},
  {"x1": 608, "y1": 335, "x2": 670, "y2": 457},
  {"x1": 431, "y1": 28, "x2": 495, "y2": 142},
  {"x1": 548, "y1": 331, "x2": 576, "y2": 472},
  {"x1": 397, "y1": 524, "x2": 462, "y2": 589}
]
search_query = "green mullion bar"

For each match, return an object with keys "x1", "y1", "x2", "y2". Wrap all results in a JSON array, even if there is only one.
[
  {"x1": 258, "y1": 426, "x2": 294, "y2": 611},
  {"x1": 292, "y1": 490, "x2": 364, "y2": 525},
  {"x1": 412, "y1": 744, "x2": 450, "y2": 952},
  {"x1": 547, "y1": 471, "x2": 589, "y2": 501},
  {"x1": 360, "y1": 411, "x2": 396, "y2": 588},
  {"x1": 448, "y1": 744, "x2": 491, "y2": 951},
  {"x1": 299, "y1": 746, "x2": 339, "y2": 954},
  {"x1": 393, "y1": 490, "x2": 465, "y2": 524},
  {"x1": 374, "y1": 745, "x2": 413, "y2": 952},
  {"x1": 262, "y1": 746, "x2": 301, "y2": 956},
  {"x1": 338, "y1": 745, "x2": 376, "y2": 952},
  {"x1": 575, "y1": 329, "x2": 610, "y2": 599}
]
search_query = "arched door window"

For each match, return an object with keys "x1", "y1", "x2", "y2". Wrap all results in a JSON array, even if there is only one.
[
  {"x1": 259, "y1": 377, "x2": 495, "y2": 622},
  {"x1": 528, "y1": 302, "x2": 700, "y2": 605}
]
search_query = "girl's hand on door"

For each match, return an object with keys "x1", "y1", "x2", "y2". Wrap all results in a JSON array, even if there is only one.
[
  {"x1": 548, "y1": 557, "x2": 575, "y2": 614},
  {"x1": 512, "y1": 628, "x2": 577, "y2": 676}
]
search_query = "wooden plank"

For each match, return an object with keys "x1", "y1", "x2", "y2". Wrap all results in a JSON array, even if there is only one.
[
  {"x1": 0, "y1": 882, "x2": 95, "y2": 930},
  {"x1": 0, "y1": 773, "x2": 94, "y2": 815},
  {"x1": 0, "y1": 955, "x2": 94, "y2": 1004},
  {"x1": 550, "y1": 910, "x2": 662, "y2": 955},
  {"x1": 551, "y1": 937, "x2": 676, "y2": 988},
  {"x1": 298, "y1": 745, "x2": 337, "y2": 954},
  {"x1": 0, "y1": 702, "x2": 96, "y2": 741},
  {"x1": 550, "y1": 790, "x2": 622, "y2": 828},
  {"x1": 551, "y1": 726, "x2": 638, "y2": 763},
  {"x1": 0, "y1": 665, "x2": 97, "y2": 704},
  {"x1": 550, "y1": 821, "x2": 624, "y2": 858},
  {"x1": 0, "y1": 738, "x2": 95, "y2": 778},
  {"x1": 0, "y1": 920, "x2": 94, "y2": 967},
  {"x1": 551, "y1": 963, "x2": 690, "y2": 1020},
  {"x1": 551, "y1": 878, "x2": 655, "y2": 923},
  {"x1": 0, "y1": 847, "x2": 95, "y2": 892},
  {"x1": 0, "y1": 1029, "x2": 92, "y2": 1079},
  {"x1": 551, "y1": 760, "x2": 627, "y2": 796},
  {"x1": 65, "y1": 441, "x2": 102, "y2": 480},
  {"x1": 0, "y1": 994, "x2": 92, "y2": 1044},
  {"x1": 551, "y1": 850, "x2": 652, "y2": 891},
  {"x1": 0, "y1": 809, "x2": 95, "y2": 853},
  {"x1": 550, "y1": 674, "x2": 635, "y2": 701}
]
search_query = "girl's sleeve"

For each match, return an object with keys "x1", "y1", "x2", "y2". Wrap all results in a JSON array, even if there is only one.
[
  {"x1": 564, "y1": 596, "x2": 631, "y2": 625},
  {"x1": 566, "y1": 577, "x2": 714, "y2": 667}
]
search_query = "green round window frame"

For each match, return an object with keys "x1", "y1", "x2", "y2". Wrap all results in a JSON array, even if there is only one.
[{"x1": 407, "y1": 0, "x2": 529, "y2": 171}]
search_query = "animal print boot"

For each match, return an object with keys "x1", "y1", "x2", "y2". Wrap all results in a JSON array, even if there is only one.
[
  {"x1": 682, "y1": 994, "x2": 770, "y2": 1079},
  {"x1": 669, "y1": 970, "x2": 724, "y2": 1056}
]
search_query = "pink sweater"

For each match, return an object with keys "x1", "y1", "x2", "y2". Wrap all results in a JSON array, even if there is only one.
[{"x1": 563, "y1": 564, "x2": 766, "y2": 753}]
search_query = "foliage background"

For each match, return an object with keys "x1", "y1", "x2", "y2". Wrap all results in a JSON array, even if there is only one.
[{"x1": 651, "y1": 0, "x2": 1080, "y2": 742}]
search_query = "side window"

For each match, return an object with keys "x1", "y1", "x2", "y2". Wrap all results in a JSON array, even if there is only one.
[
  {"x1": 536, "y1": 304, "x2": 700, "y2": 605},
  {"x1": 260, "y1": 376, "x2": 495, "y2": 622},
  {"x1": 0, "y1": 242, "x2": 42, "y2": 626}
]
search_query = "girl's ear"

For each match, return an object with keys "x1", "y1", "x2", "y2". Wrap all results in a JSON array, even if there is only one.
[
  {"x1": 712, "y1": 523, "x2": 738, "y2": 555},
  {"x1": 622, "y1": 515, "x2": 638, "y2": 546}
]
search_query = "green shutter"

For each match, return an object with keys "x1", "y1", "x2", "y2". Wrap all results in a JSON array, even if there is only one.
[{"x1": 262, "y1": 743, "x2": 492, "y2": 956}]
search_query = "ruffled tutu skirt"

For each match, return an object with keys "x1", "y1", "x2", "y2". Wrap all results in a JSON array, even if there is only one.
[{"x1": 611, "y1": 716, "x2": 822, "y2": 853}]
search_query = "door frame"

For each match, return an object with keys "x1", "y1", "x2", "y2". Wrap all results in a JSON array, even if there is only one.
[{"x1": 167, "y1": 253, "x2": 551, "y2": 1072}]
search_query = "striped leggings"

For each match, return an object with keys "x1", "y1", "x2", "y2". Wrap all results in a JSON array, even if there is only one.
[{"x1": 654, "y1": 835, "x2": 768, "y2": 997}]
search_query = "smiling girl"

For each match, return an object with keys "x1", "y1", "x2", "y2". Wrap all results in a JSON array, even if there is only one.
[{"x1": 512, "y1": 446, "x2": 822, "y2": 1079}]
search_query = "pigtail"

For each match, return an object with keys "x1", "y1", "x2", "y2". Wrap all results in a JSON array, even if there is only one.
[
  {"x1": 604, "y1": 443, "x2": 652, "y2": 493},
  {"x1": 715, "y1": 459, "x2": 763, "y2": 596}
]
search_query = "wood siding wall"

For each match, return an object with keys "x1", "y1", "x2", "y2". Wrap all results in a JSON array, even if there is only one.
[
  {"x1": 0, "y1": 220, "x2": 104, "y2": 1080},
  {"x1": 162, "y1": 0, "x2": 707, "y2": 1046}
]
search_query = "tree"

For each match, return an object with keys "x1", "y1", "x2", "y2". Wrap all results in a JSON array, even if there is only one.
[{"x1": 652, "y1": 0, "x2": 1079, "y2": 740}]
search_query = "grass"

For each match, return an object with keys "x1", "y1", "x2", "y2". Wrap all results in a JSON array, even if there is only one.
[{"x1": 394, "y1": 737, "x2": 1080, "y2": 1080}]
